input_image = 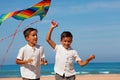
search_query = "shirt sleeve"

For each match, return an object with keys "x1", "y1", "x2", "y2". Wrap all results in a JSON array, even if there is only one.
[
  {"x1": 74, "y1": 50, "x2": 82, "y2": 61},
  {"x1": 40, "y1": 46, "x2": 45, "y2": 59},
  {"x1": 16, "y1": 48, "x2": 24, "y2": 60},
  {"x1": 54, "y1": 44, "x2": 59, "y2": 53}
]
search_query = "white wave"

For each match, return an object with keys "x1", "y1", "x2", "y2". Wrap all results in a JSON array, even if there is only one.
[
  {"x1": 51, "y1": 72, "x2": 55, "y2": 74},
  {"x1": 76, "y1": 72, "x2": 80, "y2": 74},
  {"x1": 99, "y1": 71, "x2": 110, "y2": 74},
  {"x1": 80, "y1": 71, "x2": 89, "y2": 74}
]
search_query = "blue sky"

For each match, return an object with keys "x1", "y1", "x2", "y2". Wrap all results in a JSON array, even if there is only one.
[{"x1": 0, "y1": 0, "x2": 120, "y2": 65}]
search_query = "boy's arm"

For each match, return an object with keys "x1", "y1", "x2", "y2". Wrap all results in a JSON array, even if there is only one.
[
  {"x1": 16, "y1": 58, "x2": 33, "y2": 64},
  {"x1": 77, "y1": 54, "x2": 95, "y2": 67},
  {"x1": 46, "y1": 20, "x2": 58, "y2": 49}
]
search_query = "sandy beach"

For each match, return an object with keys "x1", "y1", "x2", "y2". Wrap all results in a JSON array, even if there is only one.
[{"x1": 1, "y1": 74, "x2": 120, "y2": 80}]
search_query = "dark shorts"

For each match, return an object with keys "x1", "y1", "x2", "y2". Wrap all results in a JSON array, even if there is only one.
[
  {"x1": 55, "y1": 73, "x2": 75, "y2": 80},
  {"x1": 22, "y1": 77, "x2": 40, "y2": 80}
]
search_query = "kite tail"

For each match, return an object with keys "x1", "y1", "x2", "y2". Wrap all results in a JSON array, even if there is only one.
[{"x1": 0, "y1": 11, "x2": 20, "y2": 26}]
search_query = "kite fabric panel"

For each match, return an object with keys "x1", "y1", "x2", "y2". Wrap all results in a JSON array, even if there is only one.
[{"x1": 0, "y1": 0, "x2": 51, "y2": 25}]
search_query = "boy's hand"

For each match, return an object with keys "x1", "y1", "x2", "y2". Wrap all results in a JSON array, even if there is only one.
[
  {"x1": 43, "y1": 60, "x2": 48, "y2": 65},
  {"x1": 25, "y1": 58, "x2": 33, "y2": 64},
  {"x1": 41, "y1": 59, "x2": 48, "y2": 65},
  {"x1": 87, "y1": 54, "x2": 95, "y2": 62},
  {"x1": 90, "y1": 54, "x2": 95, "y2": 60},
  {"x1": 51, "y1": 20, "x2": 58, "y2": 28}
]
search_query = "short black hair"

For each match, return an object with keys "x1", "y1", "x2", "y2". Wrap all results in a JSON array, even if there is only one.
[
  {"x1": 23, "y1": 28, "x2": 37, "y2": 38},
  {"x1": 61, "y1": 31, "x2": 73, "y2": 40}
]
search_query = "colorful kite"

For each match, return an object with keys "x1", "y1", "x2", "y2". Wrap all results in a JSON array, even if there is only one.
[
  {"x1": 0, "y1": 0, "x2": 51, "y2": 25},
  {"x1": 0, "y1": 0, "x2": 51, "y2": 67}
]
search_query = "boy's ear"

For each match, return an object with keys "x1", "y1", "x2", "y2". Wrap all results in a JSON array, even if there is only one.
[
  {"x1": 25, "y1": 36, "x2": 29, "y2": 41},
  {"x1": 60, "y1": 39, "x2": 63, "y2": 42}
]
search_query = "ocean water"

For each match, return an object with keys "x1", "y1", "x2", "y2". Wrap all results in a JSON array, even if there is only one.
[{"x1": 0, "y1": 62, "x2": 120, "y2": 78}]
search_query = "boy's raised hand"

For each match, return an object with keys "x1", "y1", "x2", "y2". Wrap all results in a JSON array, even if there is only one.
[
  {"x1": 51, "y1": 20, "x2": 58, "y2": 28},
  {"x1": 88, "y1": 54, "x2": 95, "y2": 61}
]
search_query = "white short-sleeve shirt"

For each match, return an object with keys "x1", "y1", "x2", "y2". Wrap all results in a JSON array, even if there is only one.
[
  {"x1": 54, "y1": 45, "x2": 81, "y2": 77},
  {"x1": 17, "y1": 44, "x2": 45, "y2": 79}
]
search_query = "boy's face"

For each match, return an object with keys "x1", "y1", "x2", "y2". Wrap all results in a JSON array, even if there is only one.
[
  {"x1": 61, "y1": 37, "x2": 72, "y2": 49},
  {"x1": 26, "y1": 30, "x2": 38, "y2": 46}
]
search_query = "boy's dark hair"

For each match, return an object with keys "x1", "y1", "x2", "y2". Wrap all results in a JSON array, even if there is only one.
[
  {"x1": 61, "y1": 31, "x2": 73, "y2": 40},
  {"x1": 23, "y1": 28, "x2": 37, "y2": 38}
]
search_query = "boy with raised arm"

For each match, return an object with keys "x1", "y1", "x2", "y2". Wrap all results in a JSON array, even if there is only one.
[{"x1": 46, "y1": 20, "x2": 95, "y2": 80}]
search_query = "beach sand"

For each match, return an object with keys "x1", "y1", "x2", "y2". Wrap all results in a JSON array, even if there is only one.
[{"x1": 1, "y1": 74, "x2": 120, "y2": 80}]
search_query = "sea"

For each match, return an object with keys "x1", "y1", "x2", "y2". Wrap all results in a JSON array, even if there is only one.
[{"x1": 0, "y1": 62, "x2": 120, "y2": 78}]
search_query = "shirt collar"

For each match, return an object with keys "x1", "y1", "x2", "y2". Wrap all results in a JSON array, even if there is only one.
[
  {"x1": 61, "y1": 45, "x2": 72, "y2": 50},
  {"x1": 26, "y1": 44, "x2": 36, "y2": 50}
]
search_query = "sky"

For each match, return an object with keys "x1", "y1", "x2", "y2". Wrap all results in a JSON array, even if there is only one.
[{"x1": 0, "y1": 0, "x2": 120, "y2": 65}]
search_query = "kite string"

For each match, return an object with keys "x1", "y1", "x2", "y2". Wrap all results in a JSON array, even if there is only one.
[
  {"x1": 22, "y1": 19, "x2": 40, "y2": 30},
  {"x1": 0, "y1": 21, "x2": 23, "y2": 68},
  {"x1": 0, "y1": 19, "x2": 40, "y2": 42},
  {"x1": 0, "y1": 19, "x2": 40, "y2": 67}
]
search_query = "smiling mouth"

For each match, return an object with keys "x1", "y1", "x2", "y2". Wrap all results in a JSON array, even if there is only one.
[{"x1": 64, "y1": 45, "x2": 70, "y2": 48}]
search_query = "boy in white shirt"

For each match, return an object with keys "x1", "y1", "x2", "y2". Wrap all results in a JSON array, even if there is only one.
[
  {"x1": 16, "y1": 28, "x2": 47, "y2": 80},
  {"x1": 46, "y1": 20, "x2": 95, "y2": 80}
]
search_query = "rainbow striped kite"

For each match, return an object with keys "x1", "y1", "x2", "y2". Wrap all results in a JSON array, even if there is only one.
[{"x1": 0, "y1": 0, "x2": 51, "y2": 25}]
